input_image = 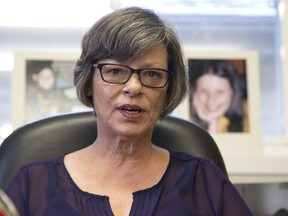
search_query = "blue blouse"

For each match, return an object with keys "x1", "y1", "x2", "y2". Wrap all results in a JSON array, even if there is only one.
[{"x1": 5, "y1": 151, "x2": 253, "y2": 216}]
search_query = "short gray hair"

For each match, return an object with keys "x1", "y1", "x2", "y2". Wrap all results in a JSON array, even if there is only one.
[{"x1": 74, "y1": 7, "x2": 188, "y2": 117}]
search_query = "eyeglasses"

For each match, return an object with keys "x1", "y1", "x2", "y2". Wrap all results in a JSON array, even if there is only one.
[{"x1": 93, "y1": 63, "x2": 171, "y2": 88}]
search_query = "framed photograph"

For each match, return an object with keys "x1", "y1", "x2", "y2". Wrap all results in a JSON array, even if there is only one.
[
  {"x1": 12, "y1": 52, "x2": 91, "y2": 128},
  {"x1": 173, "y1": 50, "x2": 262, "y2": 156}
]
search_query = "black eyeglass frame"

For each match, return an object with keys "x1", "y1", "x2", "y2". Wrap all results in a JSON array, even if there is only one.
[{"x1": 93, "y1": 63, "x2": 172, "y2": 88}]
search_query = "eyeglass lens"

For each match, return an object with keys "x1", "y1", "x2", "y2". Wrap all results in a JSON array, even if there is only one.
[{"x1": 98, "y1": 64, "x2": 169, "y2": 88}]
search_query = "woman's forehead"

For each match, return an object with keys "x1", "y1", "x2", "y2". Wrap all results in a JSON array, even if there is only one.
[{"x1": 197, "y1": 74, "x2": 232, "y2": 89}]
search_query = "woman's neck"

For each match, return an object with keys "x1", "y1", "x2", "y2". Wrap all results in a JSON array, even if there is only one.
[{"x1": 87, "y1": 137, "x2": 155, "y2": 168}]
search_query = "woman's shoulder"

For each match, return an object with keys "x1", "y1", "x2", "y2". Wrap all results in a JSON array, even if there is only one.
[
  {"x1": 169, "y1": 150, "x2": 224, "y2": 175},
  {"x1": 170, "y1": 150, "x2": 206, "y2": 163},
  {"x1": 15, "y1": 156, "x2": 65, "y2": 177},
  {"x1": 23, "y1": 156, "x2": 63, "y2": 167},
  {"x1": 5, "y1": 156, "x2": 67, "y2": 192}
]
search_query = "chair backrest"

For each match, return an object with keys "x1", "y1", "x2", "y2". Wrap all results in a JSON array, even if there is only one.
[{"x1": 0, "y1": 111, "x2": 227, "y2": 188}]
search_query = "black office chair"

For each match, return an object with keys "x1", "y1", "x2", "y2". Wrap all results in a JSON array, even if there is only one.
[{"x1": 0, "y1": 111, "x2": 227, "y2": 189}]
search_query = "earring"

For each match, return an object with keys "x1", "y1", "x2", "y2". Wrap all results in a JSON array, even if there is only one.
[{"x1": 161, "y1": 104, "x2": 167, "y2": 116}]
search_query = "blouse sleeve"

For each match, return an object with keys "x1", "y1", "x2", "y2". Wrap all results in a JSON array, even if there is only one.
[
  {"x1": 200, "y1": 159, "x2": 253, "y2": 216},
  {"x1": 4, "y1": 167, "x2": 31, "y2": 216}
]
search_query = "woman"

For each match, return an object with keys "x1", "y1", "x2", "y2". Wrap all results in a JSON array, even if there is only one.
[
  {"x1": 189, "y1": 60, "x2": 249, "y2": 133},
  {"x1": 5, "y1": 7, "x2": 252, "y2": 216}
]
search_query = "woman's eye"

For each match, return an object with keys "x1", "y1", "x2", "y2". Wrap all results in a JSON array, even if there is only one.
[
  {"x1": 198, "y1": 89, "x2": 208, "y2": 93},
  {"x1": 149, "y1": 71, "x2": 158, "y2": 77},
  {"x1": 217, "y1": 90, "x2": 224, "y2": 94},
  {"x1": 107, "y1": 69, "x2": 123, "y2": 75},
  {"x1": 144, "y1": 71, "x2": 160, "y2": 78}
]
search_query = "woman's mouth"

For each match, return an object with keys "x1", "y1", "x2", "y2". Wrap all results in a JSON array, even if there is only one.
[
  {"x1": 118, "y1": 104, "x2": 145, "y2": 119},
  {"x1": 122, "y1": 107, "x2": 141, "y2": 114}
]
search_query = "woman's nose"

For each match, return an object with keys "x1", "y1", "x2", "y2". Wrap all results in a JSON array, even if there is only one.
[
  {"x1": 122, "y1": 74, "x2": 143, "y2": 96},
  {"x1": 206, "y1": 92, "x2": 217, "y2": 103}
]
